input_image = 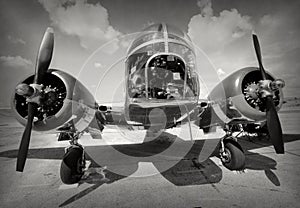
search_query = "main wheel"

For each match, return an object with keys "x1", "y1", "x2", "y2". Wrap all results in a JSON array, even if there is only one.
[
  {"x1": 60, "y1": 146, "x2": 85, "y2": 184},
  {"x1": 221, "y1": 142, "x2": 245, "y2": 170}
]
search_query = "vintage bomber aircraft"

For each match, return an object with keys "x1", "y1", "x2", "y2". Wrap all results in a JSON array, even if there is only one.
[{"x1": 12, "y1": 23, "x2": 285, "y2": 184}]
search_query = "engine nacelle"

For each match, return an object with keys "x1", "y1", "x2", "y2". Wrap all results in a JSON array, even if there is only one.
[
  {"x1": 11, "y1": 69, "x2": 96, "y2": 131},
  {"x1": 208, "y1": 67, "x2": 284, "y2": 123}
]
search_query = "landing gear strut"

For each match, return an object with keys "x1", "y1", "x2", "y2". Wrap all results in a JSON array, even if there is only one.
[
  {"x1": 219, "y1": 126, "x2": 245, "y2": 170},
  {"x1": 60, "y1": 131, "x2": 86, "y2": 184}
]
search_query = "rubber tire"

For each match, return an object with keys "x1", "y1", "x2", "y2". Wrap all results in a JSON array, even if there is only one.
[
  {"x1": 60, "y1": 147, "x2": 84, "y2": 184},
  {"x1": 222, "y1": 142, "x2": 245, "y2": 171}
]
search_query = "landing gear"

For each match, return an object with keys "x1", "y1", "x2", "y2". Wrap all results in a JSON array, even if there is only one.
[
  {"x1": 60, "y1": 132, "x2": 86, "y2": 184},
  {"x1": 219, "y1": 136, "x2": 245, "y2": 171}
]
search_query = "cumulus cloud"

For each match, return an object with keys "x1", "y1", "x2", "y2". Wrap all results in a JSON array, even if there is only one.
[
  {"x1": 38, "y1": 0, "x2": 121, "y2": 49},
  {"x1": 196, "y1": 0, "x2": 213, "y2": 17},
  {"x1": 188, "y1": 0, "x2": 253, "y2": 54},
  {"x1": 188, "y1": 0, "x2": 300, "y2": 98},
  {"x1": 0, "y1": 56, "x2": 33, "y2": 70},
  {"x1": 187, "y1": 0, "x2": 255, "y2": 91}
]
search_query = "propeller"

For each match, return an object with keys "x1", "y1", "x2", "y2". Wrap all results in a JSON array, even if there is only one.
[
  {"x1": 252, "y1": 33, "x2": 284, "y2": 154},
  {"x1": 16, "y1": 27, "x2": 54, "y2": 172}
]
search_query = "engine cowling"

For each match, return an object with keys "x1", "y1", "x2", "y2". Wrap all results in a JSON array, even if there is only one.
[
  {"x1": 208, "y1": 67, "x2": 284, "y2": 123},
  {"x1": 11, "y1": 69, "x2": 96, "y2": 131}
]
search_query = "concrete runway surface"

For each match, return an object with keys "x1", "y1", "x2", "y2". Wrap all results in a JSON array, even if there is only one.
[{"x1": 0, "y1": 105, "x2": 299, "y2": 208}]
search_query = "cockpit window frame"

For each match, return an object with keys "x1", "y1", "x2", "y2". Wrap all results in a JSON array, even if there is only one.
[
  {"x1": 127, "y1": 23, "x2": 195, "y2": 58},
  {"x1": 127, "y1": 39, "x2": 195, "y2": 58}
]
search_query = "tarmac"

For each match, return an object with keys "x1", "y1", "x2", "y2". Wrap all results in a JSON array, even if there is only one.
[{"x1": 0, "y1": 106, "x2": 299, "y2": 208}]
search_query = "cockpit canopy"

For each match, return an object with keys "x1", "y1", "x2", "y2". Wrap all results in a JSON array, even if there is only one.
[{"x1": 126, "y1": 23, "x2": 199, "y2": 101}]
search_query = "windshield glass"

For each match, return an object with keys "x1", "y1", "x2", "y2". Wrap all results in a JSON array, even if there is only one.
[{"x1": 126, "y1": 52, "x2": 148, "y2": 98}]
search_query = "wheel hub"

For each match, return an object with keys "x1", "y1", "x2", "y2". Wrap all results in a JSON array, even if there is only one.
[{"x1": 221, "y1": 149, "x2": 231, "y2": 163}]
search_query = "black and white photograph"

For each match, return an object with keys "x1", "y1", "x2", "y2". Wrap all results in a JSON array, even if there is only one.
[{"x1": 0, "y1": 0, "x2": 299, "y2": 207}]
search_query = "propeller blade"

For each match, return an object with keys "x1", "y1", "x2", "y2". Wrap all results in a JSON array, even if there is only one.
[
  {"x1": 252, "y1": 34, "x2": 267, "y2": 80},
  {"x1": 252, "y1": 33, "x2": 284, "y2": 154},
  {"x1": 266, "y1": 96, "x2": 284, "y2": 154},
  {"x1": 34, "y1": 27, "x2": 54, "y2": 84},
  {"x1": 16, "y1": 103, "x2": 36, "y2": 171},
  {"x1": 16, "y1": 27, "x2": 54, "y2": 172}
]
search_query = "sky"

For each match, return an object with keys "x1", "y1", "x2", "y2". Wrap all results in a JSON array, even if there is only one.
[{"x1": 0, "y1": 0, "x2": 299, "y2": 107}]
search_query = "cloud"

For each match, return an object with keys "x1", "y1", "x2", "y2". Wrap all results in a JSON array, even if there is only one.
[
  {"x1": 188, "y1": 0, "x2": 253, "y2": 54},
  {"x1": 0, "y1": 56, "x2": 33, "y2": 70},
  {"x1": 38, "y1": 0, "x2": 121, "y2": 50},
  {"x1": 188, "y1": 0, "x2": 300, "y2": 98},
  {"x1": 7, "y1": 35, "x2": 26, "y2": 45},
  {"x1": 187, "y1": 0, "x2": 254, "y2": 92},
  {"x1": 196, "y1": 0, "x2": 213, "y2": 16}
]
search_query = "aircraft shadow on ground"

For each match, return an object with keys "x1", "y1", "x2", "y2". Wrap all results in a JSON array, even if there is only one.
[
  {"x1": 0, "y1": 133, "x2": 299, "y2": 207},
  {"x1": 236, "y1": 133, "x2": 300, "y2": 186}
]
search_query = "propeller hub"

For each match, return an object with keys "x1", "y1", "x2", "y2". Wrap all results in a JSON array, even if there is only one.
[
  {"x1": 258, "y1": 80, "x2": 273, "y2": 98},
  {"x1": 270, "y1": 79, "x2": 285, "y2": 91}
]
